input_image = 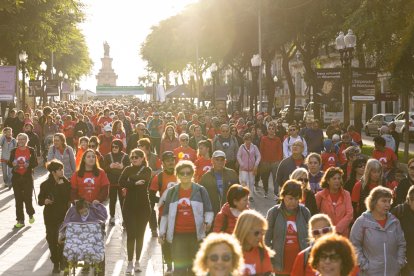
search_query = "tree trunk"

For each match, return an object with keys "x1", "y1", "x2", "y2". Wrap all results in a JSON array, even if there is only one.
[
  {"x1": 265, "y1": 57, "x2": 275, "y2": 115},
  {"x1": 282, "y1": 50, "x2": 296, "y2": 123},
  {"x1": 404, "y1": 89, "x2": 410, "y2": 162},
  {"x1": 237, "y1": 71, "x2": 245, "y2": 112}
]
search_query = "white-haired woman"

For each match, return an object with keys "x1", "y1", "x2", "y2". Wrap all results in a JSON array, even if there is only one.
[{"x1": 290, "y1": 168, "x2": 318, "y2": 215}]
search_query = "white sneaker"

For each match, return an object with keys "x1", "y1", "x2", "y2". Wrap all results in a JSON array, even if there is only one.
[
  {"x1": 134, "y1": 261, "x2": 141, "y2": 272},
  {"x1": 274, "y1": 195, "x2": 279, "y2": 201},
  {"x1": 126, "y1": 261, "x2": 134, "y2": 274}
]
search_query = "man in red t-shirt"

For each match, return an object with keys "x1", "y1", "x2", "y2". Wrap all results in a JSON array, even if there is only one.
[
  {"x1": 98, "y1": 124, "x2": 114, "y2": 156},
  {"x1": 97, "y1": 109, "x2": 113, "y2": 134},
  {"x1": 149, "y1": 151, "x2": 177, "y2": 273},
  {"x1": 372, "y1": 136, "x2": 398, "y2": 179}
]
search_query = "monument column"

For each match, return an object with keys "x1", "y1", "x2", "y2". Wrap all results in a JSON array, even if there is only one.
[{"x1": 96, "y1": 41, "x2": 118, "y2": 86}]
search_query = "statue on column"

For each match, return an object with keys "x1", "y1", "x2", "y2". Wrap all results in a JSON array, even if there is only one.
[{"x1": 103, "y1": 41, "x2": 110, "y2": 57}]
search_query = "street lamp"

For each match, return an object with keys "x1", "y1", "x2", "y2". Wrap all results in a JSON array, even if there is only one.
[
  {"x1": 210, "y1": 63, "x2": 218, "y2": 107},
  {"x1": 39, "y1": 61, "x2": 47, "y2": 106},
  {"x1": 51, "y1": 67, "x2": 56, "y2": 79},
  {"x1": 251, "y1": 54, "x2": 262, "y2": 115},
  {"x1": 18, "y1": 51, "x2": 28, "y2": 109},
  {"x1": 335, "y1": 29, "x2": 356, "y2": 128},
  {"x1": 58, "y1": 71, "x2": 64, "y2": 101}
]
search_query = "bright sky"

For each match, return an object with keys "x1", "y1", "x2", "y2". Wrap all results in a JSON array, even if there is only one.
[{"x1": 79, "y1": 0, "x2": 198, "y2": 91}]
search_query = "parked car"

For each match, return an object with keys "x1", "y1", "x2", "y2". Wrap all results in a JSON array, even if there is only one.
[
  {"x1": 392, "y1": 111, "x2": 414, "y2": 139},
  {"x1": 364, "y1": 113, "x2": 397, "y2": 136},
  {"x1": 279, "y1": 105, "x2": 304, "y2": 121}
]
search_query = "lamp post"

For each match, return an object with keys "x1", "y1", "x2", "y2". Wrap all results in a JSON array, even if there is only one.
[
  {"x1": 18, "y1": 51, "x2": 28, "y2": 110},
  {"x1": 39, "y1": 61, "x2": 47, "y2": 106},
  {"x1": 58, "y1": 71, "x2": 64, "y2": 101},
  {"x1": 210, "y1": 63, "x2": 218, "y2": 107},
  {"x1": 251, "y1": 54, "x2": 261, "y2": 115},
  {"x1": 51, "y1": 66, "x2": 56, "y2": 79},
  {"x1": 335, "y1": 29, "x2": 356, "y2": 128}
]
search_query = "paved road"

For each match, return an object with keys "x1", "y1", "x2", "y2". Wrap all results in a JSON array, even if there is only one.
[{"x1": 0, "y1": 165, "x2": 275, "y2": 276}]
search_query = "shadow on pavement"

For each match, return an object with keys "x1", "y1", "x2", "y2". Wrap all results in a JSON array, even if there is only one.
[
  {"x1": 0, "y1": 227, "x2": 31, "y2": 255},
  {"x1": 0, "y1": 193, "x2": 14, "y2": 208},
  {"x1": 2, "y1": 239, "x2": 51, "y2": 276}
]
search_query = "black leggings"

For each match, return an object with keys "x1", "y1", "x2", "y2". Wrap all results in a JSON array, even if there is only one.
[
  {"x1": 125, "y1": 214, "x2": 149, "y2": 261},
  {"x1": 109, "y1": 186, "x2": 124, "y2": 218},
  {"x1": 46, "y1": 223, "x2": 63, "y2": 264},
  {"x1": 12, "y1": 174, "x2": 35, "y2": 221}
]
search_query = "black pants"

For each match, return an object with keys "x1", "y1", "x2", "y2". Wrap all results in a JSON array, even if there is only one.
[
  {"x1": 12, "y1": 174, "x2": 35, "y2": 221},
  {"x1": 172, "y1": 233, "x2": 199, "y2": 276},
  {"x1": 109, "y1": 186, "x2": 124, "y2": 218},
  {"x1": 157, "y1": 217, "x2": 172, "y2": 268},
  {"x1": 46, "y1": 223, "x2": 63, "y2": 264},
  {"x1": 125, "y1": 213, "x2": 149, "y2": 261},
  {"x1": 150, "y1": 137, "x2": 161, "y2": 155},
  {"x1": 149, "y1": 202, "x2": 157, "y2": 232}
]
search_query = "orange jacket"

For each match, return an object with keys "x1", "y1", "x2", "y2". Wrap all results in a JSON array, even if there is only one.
[{"x1": 315, "y1": 188, "x2": 353, "y2": 237}]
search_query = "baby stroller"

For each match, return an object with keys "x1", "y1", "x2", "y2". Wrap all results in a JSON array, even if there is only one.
[{"x1": 62, "y1": 222, "x2": 105, "y2": 276}]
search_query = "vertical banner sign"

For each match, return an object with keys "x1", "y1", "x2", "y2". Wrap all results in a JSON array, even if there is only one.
[
  {"x1": 0, "y1": 66, "x2": 16, "y2": 101},
  {"x1": 29, "y1": 80, "x2": 42, "y2": 97},
  {"x1": 61, "y1": 81, "x2": 71, "y2": 94},
  {"x1": 351, "y1": 69, "x2": 377, "y2": 102},
  {"x1": 45, "y1": 80, "x2": 60, "y2": 96},
  {"x1": 314, "y1": 69, "x2": 343, "y2": 110}
]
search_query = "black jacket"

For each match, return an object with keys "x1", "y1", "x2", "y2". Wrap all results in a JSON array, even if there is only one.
[
  {"x1": 7, "y1": 146, "x2": 38, "y2": 177},
  {"x1": 126, "y1": 132, "x2": 150, "y2": 154},
  {"x1": 74, "y1": 121, "x2": 89, "y2": 137},
  {"x1": 4, "y1": 117, "x2": 22, "y2": 137},
  {"x1": 392, "y1": 203, "x2": 414, "y2": 271},
  {"x1": 189, "y1": 135, "x2": 207, "y2": 150},
  {"x1": 38, "y1": 175, "x2": 71, "y2": 225},
  {"x1": 303, "y1": 189, "x2": 318, "y2": 215},
  {"x1": 103, "y1": 152, "x2": 130, "y2": 186},
  {"x1": 26, "y1": 131, "x2": 41, "y2": 156}
]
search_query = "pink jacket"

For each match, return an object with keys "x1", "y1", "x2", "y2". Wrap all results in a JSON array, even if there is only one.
[
  {"x1": 236, "y1": 143, "x2": 261, "y2": 172},
  {"x1": 160, "y1": 138, "x2": 180, "y2": 154},
  {"x1": 315, "y1": 188, "x2": 353, "y2": 237}
]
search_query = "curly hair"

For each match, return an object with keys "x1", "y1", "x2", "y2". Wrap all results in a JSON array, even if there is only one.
[
  {"x1": 310, "y1": 234, "x2": 357, "y2": 276},
  {"x1": 320, "y1": 167, "x2": 344, "y2": 189}
]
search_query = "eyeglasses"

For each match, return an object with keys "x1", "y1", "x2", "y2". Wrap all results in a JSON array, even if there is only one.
[
  {"x1": 319, "y1": 252, "x2": 341, "y2": 262},
  {"x1": 312, "y1": 226, "x2": 332, "y2": 237},
  {"x1": 252, "y1": 229, "x2": 266, "y2": 237},
  {"x1": 208, "y1": 253, "x2": 232, "y2": 263},
  {"x1": 112, "y1": 145, "x2": 119, "y2": 149},
  {"x1": 289, "y1": 129, "x2": 296, "y2": 132},
  {"x1": 178, "y1": 171, "x2": 193, "y2": 177},
  {"x1": 89, "y1": 144, "x2": 97, "y2": 148},
  {"x1": 130, "y1": 155, "x2": 140, "y2": 160},
  {"x1": 298, "y1": 178, "x2": 309, "y2": 183},
  {"x1": 357, "y1": 163, "x2": 366, "y2": 168}
]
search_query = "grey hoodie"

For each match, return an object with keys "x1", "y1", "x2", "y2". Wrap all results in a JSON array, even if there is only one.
[{"x1": 350, "y1": 211, "x2": 406, "y2": 276}]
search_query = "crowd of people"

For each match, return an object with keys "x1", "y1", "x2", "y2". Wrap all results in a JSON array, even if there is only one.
[{"x1": 1, "y1": 98, "x2": 413, "y2": 276}]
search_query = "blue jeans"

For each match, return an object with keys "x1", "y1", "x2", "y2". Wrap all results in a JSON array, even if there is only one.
[{"x1": 2, "y1": 162, "x2": 12, "y2": 187}]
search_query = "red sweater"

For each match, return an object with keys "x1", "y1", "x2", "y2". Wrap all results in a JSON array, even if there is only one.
[
  {"x1": 260, "y1": 135, "x2": 282, "y2": 162},
  {"x1": 213, "y1": 203, "x2": 246, "y2": 234}
]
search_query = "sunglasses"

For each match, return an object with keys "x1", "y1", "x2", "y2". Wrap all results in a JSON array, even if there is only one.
[
  {"x1": 289, "y1": 129, "x2": 296, "y2": 131},
  {"x1": 130, "y1": 155, "x2": 140, "y2": 160},
  {"x1": 319, "y1": 252, "x2": 341, "y2": 262},
  {"x1": 208, "y1": 253, "x2": 232, "y2": 263},
  {"x1": 298, "y1": 178, "x2": 309, "y2": 183},
  {"x1": 112, "y1": 145, "x2": 120, "y2": 149},
  {"x1": 357, "y1": 163, "x2": 366, "y2": 168},
  {"x1": 312, "y1": 226, "x2": 332, "y2": 237},
  {"x1": 89, "y1": 144, "x2": 97, "y2": 148},
  {"x1": 178, "y1": 171, "x2": 193, "y2": 177}
]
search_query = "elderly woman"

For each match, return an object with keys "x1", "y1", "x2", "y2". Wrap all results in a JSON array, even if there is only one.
[
  {"x1": 315, "y1": 167, "x2": 353, "y2": 237},
  {"x1": 310, "y1": 234, "x2": 357, "y2": 276},
  {"x1": 234, "y1": 210, "x2": 274, "y2": 276},
  {"x1": 291, "y1": 214, "x2": 336, "y2": 276},
  {"x1": 159, "y1": 160, "x2": 214, "y2": 275},
  {"x1": 237, "y1": 133, "x2": 261, "y2": 197},
  {"x1": 350, "y1": 186, "x2": 406, "y2": 276},
  {"x1": 265, "y1": 180, "x2": 311, "y2": 275},
  {"x1": 290, "y1": 168, "x2": 318, "y2": 215},
  {"x1": 192, "y1": 233, "x2": 244, "y2": 276}
]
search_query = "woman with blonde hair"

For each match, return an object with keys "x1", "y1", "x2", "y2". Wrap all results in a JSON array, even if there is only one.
[
  {"x1": 290, "y1": 168, "x2": 318, "y2": 215},
  {"x1": 160, "y1": 125, "x2": 180, "y2": 154},
  {"x1": 234, "y1": 210, "x2": 274, "y2": 276},
  {"x1": 193, "y1": 232, "x2": 244, "y2": 276},
  {"x1": 291, "y1": 214, "x2": 335, "y2": 276},
  {"x1": 112, "y1": 120, "x2": 127, "y2": 149}
]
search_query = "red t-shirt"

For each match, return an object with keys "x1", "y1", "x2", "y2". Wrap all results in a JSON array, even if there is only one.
[
  {"x1": 98, "y1": 116, "x2": 113, "y2": 132},
  {"x1": 372, "y1": 148, "x2": 397, "y2": 172},
  {"x1": 114, "y1": 131, "x2": 126, "y2": 142},
  {"x1": 63, "y1": 121, "x2": 76, "y2": 138},
  {"x1": 377, "y1": 218, "x2": 387, "y2": 228},
  {"x1": 173, "y1": 146, "x2": 197, "y2": 163},
  {"x1": 149, "y1": 172, "x2": 177, "y2": 214},
  {"x1": 194, "y1": 157, "x2": 212, "y2": 183},
  {"x1": 71, "y1": 169, "x2": 110, "y2": 203},
  {"x1": 351, "y1": 181, "x2": 379, "y2": 203},
  {"x1": 337, "y1": 143, "x2": 349, "y2": 165},
  {"x1": 243, "y1": 247, "x2": 273, "y2": 276},
  {"x1": 14, "y1": 147, "x2": 30, "y2": 175},
  {"x1": 321, "y1": 152, "x2": 338, "y2": 171},
  {"x1": 174, "y1": 187, "x2": 196, "y2": 233},
  {"x1": 276, "y1": 215, "x2": 300, "y2": 275},
  {"x1": 98, "y1": 134, "x2": 114, "y2": 156},
  {"x1": 291, "y1": 249, "x2": 317, "y2": 276},
  {"x1": 294, "y1": 158, "x2": 303, "y2": 168}
]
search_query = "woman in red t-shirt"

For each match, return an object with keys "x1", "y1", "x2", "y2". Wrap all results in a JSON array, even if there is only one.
[
  {"x1": 70, "y1": 149, "x2": 110, "y2": 204},
  {"x1": 112, "y1": 120, "x2": 127, "y2": 149},
  {"x1": 234, "y1": 209, "x2": 274, "y2": 276},
  {"x1": 194, "y1": 140, "x2": 212, "y2": 183}
]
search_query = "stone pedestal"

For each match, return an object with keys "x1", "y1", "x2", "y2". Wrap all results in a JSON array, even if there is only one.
[{"x1": 96, "y1": 42, "x2": 117, "y2": 86}]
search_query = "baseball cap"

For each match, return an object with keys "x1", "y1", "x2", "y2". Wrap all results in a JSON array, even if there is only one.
[
  {"x1": 162, "y1": 151, "x2": 176, "y2": 161},
  {"x1": 212, "y1": 150, "x2": 226, "y2": 158},
  {"x1": 103, "y1": 124, "x2": 112, "y2": 132},
  {"x1": 153, "y1": 112, "x2": 159, "y2": 116}
]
